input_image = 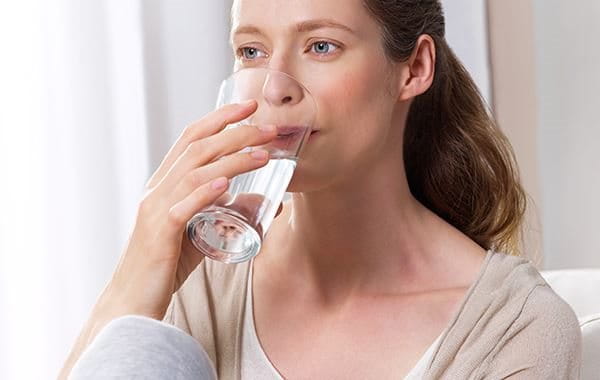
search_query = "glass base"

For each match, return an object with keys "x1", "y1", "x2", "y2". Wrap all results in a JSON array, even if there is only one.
[{"x1": 186, "y1": 207, "x2": 262, "y2": 264}]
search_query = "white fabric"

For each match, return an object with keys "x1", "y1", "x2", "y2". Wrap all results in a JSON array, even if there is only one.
[
  {"x1": 241, "y1": 260, "x2": 283, "y2": 379},
  {"x1": 403, "y1": 333, "x2": 445, "y2": 380},
  {"x1": 580, "y1": 313, "x2": 600, "y2": 380},
  {"x1": 541, "y1": 270, "x2": 600, "y2": 380},
  {"x1": 241, "y1": 259, "x2": 443, "y2": 379},
  {"x1": 541, "y1": 269, "x2": 600, "y2": 319}
]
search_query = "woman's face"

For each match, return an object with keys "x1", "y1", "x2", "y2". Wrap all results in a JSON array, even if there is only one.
[{"x1": 231, "y1": 0, "x2": 405, "y2": 192}]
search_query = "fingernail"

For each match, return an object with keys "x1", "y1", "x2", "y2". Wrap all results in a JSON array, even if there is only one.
[
  {"x1": 211, "y1": 177, "x2": 229, "y2": 190},
  {"x1": 258, "y1": 124, "x2": 276, "y2": 133},
  {"x1": 251, "y1": 150, "x2": 269, "y2": 160}
]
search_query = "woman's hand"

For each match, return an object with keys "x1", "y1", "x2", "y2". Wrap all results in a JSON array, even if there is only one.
[
  {"x1": 99, "y1": 99, "x2": 278, "y2": 321},
  {"x1": 59, "y1": 100, "x2": 280, "y2": 380}
]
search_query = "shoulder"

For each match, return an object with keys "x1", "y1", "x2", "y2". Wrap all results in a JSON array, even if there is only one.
[
  {"x1": 518, "y1": 281, "x2": 581, "y2": 332},
  {"x1": 478, "y1": 283, "x2": 582, "y2": 379},
  {"x1": 428, "y1": 251, "x2": 582, "y2": 378},
  {"x1": 482, "y1": 251, "x2": 581, "y2": 349},
  {"x1": 484, "y1": 250, "x2": 544, "y2": 290},
  {"x1": 511, "y1": 282, "x2": 582, "y2": 357},
  {"x1": 479, "y1": 251, "x2": 555, "y2": 310},
  {"x1": 476, "y1": 252, "x2": 582, "y2": 378}
]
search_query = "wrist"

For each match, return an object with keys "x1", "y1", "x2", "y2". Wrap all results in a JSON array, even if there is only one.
[{"x1": 95, "y1": 281, "x2": 166, "y2": 322}]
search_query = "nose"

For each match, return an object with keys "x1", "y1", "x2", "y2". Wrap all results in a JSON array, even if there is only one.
[{"x1": 262, "y1": 72, "x2": 304, "y2": 106}]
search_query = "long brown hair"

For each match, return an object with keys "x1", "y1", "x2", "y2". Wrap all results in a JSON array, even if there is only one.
[{"x1": 363, "y1": 0, "x2": 527, "y2": 256}]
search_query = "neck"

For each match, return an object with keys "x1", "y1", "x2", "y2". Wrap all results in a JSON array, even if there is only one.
[{"x1": 262, "y1": 154, "x2": 471, "y2": 302}]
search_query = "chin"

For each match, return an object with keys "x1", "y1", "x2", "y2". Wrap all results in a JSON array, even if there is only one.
[
  {"x1": 285, "y1": 157, "x2": 346, "y2": 194},
  {"x1": 285, "y1": 159, "x2": 332, "y2": 193}
]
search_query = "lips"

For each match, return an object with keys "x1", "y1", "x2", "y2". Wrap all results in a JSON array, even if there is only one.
[
  {"x1": 263, "y1": 125, "x2": 310, "y2": 153},
  {"x1": 276, "y1": 126, "x2": 306, "y2": 136}
]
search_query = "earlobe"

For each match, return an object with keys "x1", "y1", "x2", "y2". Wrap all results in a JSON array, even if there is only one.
[{"x1": 397, "y1": 35, "x2": 436, "y2": 102}]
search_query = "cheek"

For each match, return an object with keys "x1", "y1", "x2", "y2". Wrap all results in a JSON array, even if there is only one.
[
  {"x1": 289, "y1": 64, "x2": 398, "y2": 191},
  {"x1": 312, "y1": 64, "x2": 394, "y2": 153}
]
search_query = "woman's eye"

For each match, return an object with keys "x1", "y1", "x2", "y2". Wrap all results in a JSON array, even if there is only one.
[
  {"x1": 310, "y1": 41, "x2": 339, "y2": 55},
  {"x1": 238, "y1": 47, "x2": 267, "y2": 60},
  {"x1": 237, "y1": 42, "x2": 339, "y2": 61}
]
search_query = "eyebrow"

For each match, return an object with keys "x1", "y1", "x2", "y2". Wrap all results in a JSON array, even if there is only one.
[{"x1": 230, "y1": 18, "x2": 356, "y2": 42}]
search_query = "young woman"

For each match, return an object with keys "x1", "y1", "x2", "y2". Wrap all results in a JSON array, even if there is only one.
[{"x1": 61, "y1": 0, "x2": 582, "y2": 379}]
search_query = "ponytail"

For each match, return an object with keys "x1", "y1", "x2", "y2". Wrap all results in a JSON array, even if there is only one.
[{"x1": 364, "y1": 0, "x2": 527, "y2": 255}]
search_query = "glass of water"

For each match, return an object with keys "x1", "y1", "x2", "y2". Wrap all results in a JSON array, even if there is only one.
[{"x1": 186, "y1": 67, "x2": 316, "y2": 263}]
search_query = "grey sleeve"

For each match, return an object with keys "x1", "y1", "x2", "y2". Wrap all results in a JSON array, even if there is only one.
[{"x1": 69, "y1": 315, "x2": 217, "y2": 380}]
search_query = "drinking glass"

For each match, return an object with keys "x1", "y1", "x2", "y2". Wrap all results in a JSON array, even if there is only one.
[{"x1": 186, "y1": 68, "x2": 316, "y2": 263}]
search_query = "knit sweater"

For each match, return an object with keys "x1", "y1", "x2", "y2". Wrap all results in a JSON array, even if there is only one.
[{"x1": 163, "y1": 250, "x2": 582, "y2": 379}]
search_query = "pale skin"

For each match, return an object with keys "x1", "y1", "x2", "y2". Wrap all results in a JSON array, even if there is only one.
[
  {"x1": 233, "y1": 0, "x2": 486, "y2": 378},
  {"x1": 59, "y1": 0, "x2": 486, "y2": 379}
]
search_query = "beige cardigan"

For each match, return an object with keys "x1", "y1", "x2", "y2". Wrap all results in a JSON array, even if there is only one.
[{"x1": 163, "y1": 251, "x2": 582, "y2": 379}]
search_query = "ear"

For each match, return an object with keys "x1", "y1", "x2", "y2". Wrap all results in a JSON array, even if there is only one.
[{"x1": 397, "y1": 35, "x2": 436, "y2": 102}]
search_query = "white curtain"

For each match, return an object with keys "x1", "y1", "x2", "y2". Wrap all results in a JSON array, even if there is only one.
[
  {"x1": 0, "y1": 1, "x2": 231, "y2": 378},
  {"x1": 0, "y1": 1, "x2": 485, "y2": 378},
  {"x1": 442, "y1": 0, "x2": 491, "y2": 103}
]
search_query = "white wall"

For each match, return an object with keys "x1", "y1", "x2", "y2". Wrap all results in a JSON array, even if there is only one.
[
  {"x1": 442, "y1": 0, "x2": 491, "y2": 103},
  {"x1": 533, "y1": 0, "x2": 600, "y2": 269},
  {"x1": 487, "y1": 0, "x2": 544, "y2": 265},
  {"x1": 141, "y1": 0, "x2": 234, "y2": 172}
]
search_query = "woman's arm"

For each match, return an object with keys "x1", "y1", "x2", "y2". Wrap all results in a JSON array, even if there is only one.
[
  {"x1": 58, "y1": 285, "x2": 131, "y2": 379},
  {"x1": 58, "y1": 100, "x2": 277, "y2": 379}
]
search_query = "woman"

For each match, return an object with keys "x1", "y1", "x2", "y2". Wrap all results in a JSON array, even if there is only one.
[{"x1": 60, "y1": 0, "x2": 582, "y2": 379}]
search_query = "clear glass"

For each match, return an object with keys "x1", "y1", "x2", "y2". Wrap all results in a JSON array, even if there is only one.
[{"x1": 186, "y1": 68, "x2": 316, "y2": 263}]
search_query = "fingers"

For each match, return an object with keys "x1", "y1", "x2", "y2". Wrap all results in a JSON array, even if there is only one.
[
  {"x1": 156, "y1": 124, "x2": 277, "y2": 194},
  {"x1": 165, "y1": 177, "x2": 231, "y2": 235},
  {"x1": 146, "y1": 100, "x2": 258, "y2": 189},
  {"x1": 168, "y1": 148, "x2": 271, "y2": 204}
]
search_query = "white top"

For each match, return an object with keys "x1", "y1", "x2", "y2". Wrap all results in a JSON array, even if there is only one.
[{"x1": 241, "y1": 259, "x2": 444, "y2": 379}]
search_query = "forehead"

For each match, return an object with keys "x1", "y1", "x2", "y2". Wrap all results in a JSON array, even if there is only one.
[{"x1": 231, "y1": 0, "x2": 370, "y2": 33}]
